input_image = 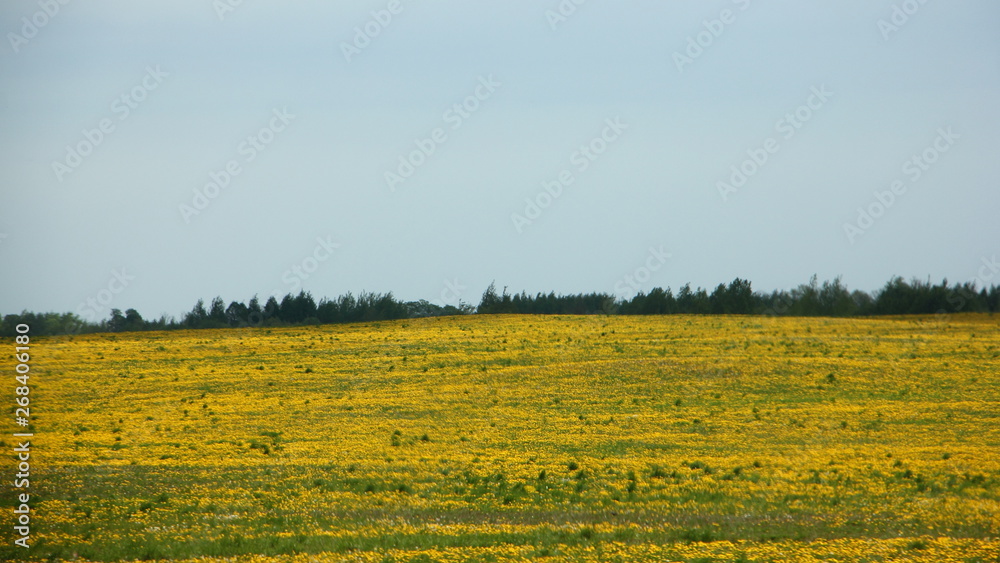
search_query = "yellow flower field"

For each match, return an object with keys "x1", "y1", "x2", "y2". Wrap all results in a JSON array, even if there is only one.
[{"x1": 7, "y1": 314, "x2": 1000, "y2": 562}]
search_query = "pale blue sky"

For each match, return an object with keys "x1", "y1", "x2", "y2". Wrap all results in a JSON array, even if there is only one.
[{"x1": 1, "y1": 0, "x2": 998, "y2": 319}]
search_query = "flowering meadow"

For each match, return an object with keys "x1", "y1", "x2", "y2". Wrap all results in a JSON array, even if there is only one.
[{"x1": 8, "y1": 314, "x2": 999, "y2": 562}]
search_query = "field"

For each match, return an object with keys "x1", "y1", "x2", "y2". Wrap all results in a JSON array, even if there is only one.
[{"x1": 7, "y1": 314, "x2": 1000, "y2": 562}]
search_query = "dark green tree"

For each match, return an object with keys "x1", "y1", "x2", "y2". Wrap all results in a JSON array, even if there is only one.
[{"x1": 123, "y1": 308, "x2": 145, "y2": 331}]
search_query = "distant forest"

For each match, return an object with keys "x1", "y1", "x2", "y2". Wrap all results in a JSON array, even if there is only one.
[{"x1": 2, "y1": 276, "x2": 998, "y2": 337}]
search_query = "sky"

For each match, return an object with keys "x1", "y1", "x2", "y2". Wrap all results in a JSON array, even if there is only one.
[{"x1": 1, "y1": 0, "x2": 999, "y2": 321}]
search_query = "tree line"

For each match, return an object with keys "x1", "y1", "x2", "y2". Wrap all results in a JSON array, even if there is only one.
[
  {"x1": 2, "y1": 275, "x2": 997, "y2": 337},
  {"x1": 477, "y1": 276, "x2": 1000, "y2": 317}
]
